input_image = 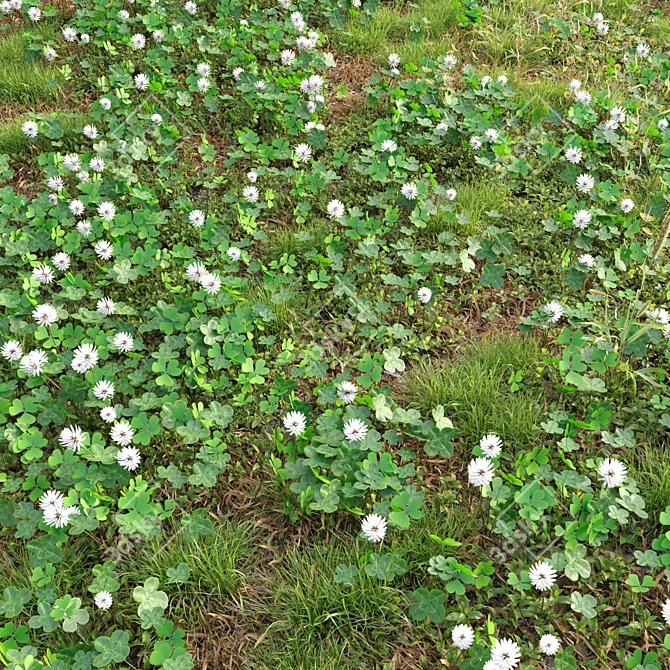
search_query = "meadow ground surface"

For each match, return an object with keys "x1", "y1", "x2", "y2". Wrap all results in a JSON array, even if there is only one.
[{"x1": 3, "y1": 0, "x2": 670, "y2": 669}]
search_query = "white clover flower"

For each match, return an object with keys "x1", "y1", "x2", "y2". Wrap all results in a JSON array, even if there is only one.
[
  {"x1": 388, "y1": 53, "x2": 401, "y2": 67},
  {"x1": 233, "y1": 67, "x2": 244, "y2": 80},
  {"x1": 134, "y1": 73, "x2": 150, "y2": 90},
  {"x1": 20, "y1": 350, "x2": 48, "y2": 376},
  {"x1": 401, "y1": 182, "x2": 418, "y2": 200},
  {"x1": 417, "y1": 287, "x2": 432, "y2": 304},
  {"x1": 76, "y1": 220, "x2": 92, "y2": 236},
  {"x1": 281, "y1": 49, "x2": 296, "y2": 65},
  {"x1": 48, "y1": 176, "x2": 64, "y2": 192},
  {"x1": 189, "y1": 210, "x2": 206, "y2": 227},
  {"x1": 443, "y1": 54, "x2": 457, "y2": 69},
  {"x1": 43, "y1": 46, "x2": 56, "y2": 61},
  {"x1": 649, "y1": 308, "x2": 670, "y2": 325},
  {"x1": 598, "y1": 457, "x2": 627, "y2": 487},
  {"x1": 33, "y1": 264, "x2": 54, "y2": 284},
  {"x1": 197, "y1": 77, "x2": 211, "y2": 92},
  {"x1": 381, "y1": 139, "x2": 397, "y2": 152},
  {"x1": 94, "y1": 591, "x2": 113, "y2": 610},
  {"x1": 300, "y1": 74, "x2": 324, "y2": 94},
  {"x1": 436, "y1": 122, "x2": 449, "y2": 131},
  {"x1": 574, "y1": 90, "x2": 592, "y2": 105},
  {"x1": 603, "y1": 118, "x2": 618, "y2": 132},
  {"x1": 294, "y1": 143, "x2": 312, "y2": 162},
  {"x1": 572, "y1": 209, "x2": 592, "y2": 229},
  {"x1": 80, "y1": 33, "x2": 89, "y2": 43},
  {"x1": 22, "y1": 120, "x2": 38, "y2": 138},
  {"x1": 151, "y1": 113, "x2": 162, "y2": 124},
  {"x1": 153, "y1": 29, "x2": 164, "y2": 42},
  {"x1": 83, "y1": 124, "x2": 98, "y2": 139},
  {"x1": 284, "y1": 410, "x2": 306, "y2": 436},
  {"x1": 620, "y1": 198, "x2": 635, "y2": 213},
  {"x1": 247, "y1": 170, "x2": 258, "y2": 183},
  {"x1": 637, "y1": 43, "x2": 650, "y2": 59},
  {"x1": 33, "y1": 304, "x2": 58, "y2": 327},
  {"x1": 470, "y1": 136, "x2": 482, "y2": 150},
  {"x1": 662, "y1": 598, "x2": 670, "y2": 624},
  {"x1": 337, "y1": 381, "x2": 357, "y2": 404},
  {"x1": 596, "y1": 21, "x2": 609, "y2": 35},
  {"x1": 296, "y1": 34, "x2": 317, "y2": 51},
  {"x1": 539, "y1": 634, "x2": 560, "y2": 656},
  {"x1": 542, "y1": 300, "x2": 564, "y2": 323},
  {"x1": 481, "y1": 75, "x2": 492, "y2": 85},
  {"x1": 361, "y1": 513, "x2": 386, "y2": 542},
  {"x1": 186, "y1": 261, "x2": 207, "y2": 283},
  {"x1": 565, "y1": 147, "x2": 582, "y2": 164},
  {"x1": 196, "y1": 62, "x2": 211, "y2": 77},
  {"x1": 529, "y1": 560, "x2": 557, "y2": 591},
  {"x1": 94, "y1": 240, "x2": 114, "y2": 260},
  {"x1": 117, "y1": 446, "x2": 141, "y2": 470},
  {"x1": 290, "y1": 10, "x2": 305, "y2": 31},
  {"x1": 480, "y1": 434, "x2": 502, "y2": 458},
  {"x1": 576, "y1": 173, "x2": 595, "y2": 193},
  {"x1": 200, "y1": 272, "x2": 221, "y2": 295},
  {"x1": 327, "y1": 199, "x2": 345, "y2": 219},
  {"x1": 243, "y1": 185, "x2": 259, "y2": 203},
  {"x1": 445, "y1": 188, "x2": 457, "y2": 200},
  {"x1": 112, "y1": 332, "x2": 134, "y2": 352},
  {"x1": 578, "y1": 253, "x2": 595, "y2": 269},
  {"x1": 1, "y1": 340, "x2": 22, "y2": 361},
  {"x1": 610, "y1": 106, "x2": 626, "y2": 124},
  {"x1": 451, "y1": 624, "x2": 475, "y2": 650},
  {"x1": 227, "y1": 246, "x2": 241, "y2": 262},
  {"x1": 485, "y1": 128, "x2": 499, "y2": 142},
  {"x1": 96, "y1": 297, "x2": 115, "y2": 316},
  {"x1": 100, "y1": 406, "x2": 117, "y2": 423},
  {"x1": 69, "y1": 199, "x2": 84, "y2": 216},
  {"x1": 90, "y1": 157, "x2": 105, "y2": 173},
  {"x1": 497, "y1": 74, "x2": 508, "y2": 84},
  {"x1": 49, "y1": 194, "x2": 58, "y2": 206},
  {"x1": 70, "y1": 343, "x2": 98, "y2": 374},
  {"x1": 98, "y1": 201, "x2": 116, "y2": 221},
  {"x1": 59, "y1": 425, "x2": 85, "y2": 452},
  {"x1": 63, "y1": 153, "x2": 81, "y2": 172},
  {"x1": 343, "y1": 418, "x2": 368, "y2": 442},
  {"x1": 43, "y1": 504, "x2": 78, "y2": 528},
  {"x1": 184, "y1": 0, "x2": 197, "y2": 14},
  {"x1": 39, "y1": 489, "x2": 65, "y2": 511},
  {"x1": 28, "y1": 6, "x2": 41, "y2": 21},
  {"x1": 658, "y1": 118, "x2": 669, "y2": 131},
  {"x1": 110, "y1": 421, "x2": 134, "y2": 446},
  {"x1": 490, "y1": 638, "x2": 521, "y2": 670},
  {"x1": 468, "y1": 457, "x2": 495, "y2": 487},
  {"x1": 568, "y1": 79, "x2": 581, "y2": 93},
  {"x1": 99, "y1": 97, "x2": 112, "y2": 111},
  {"x1": 131, "y1": 33, "x2": 146, "y2": 49},
  {"x1": 118, "y1": 9, "x2": 129, "y2": 19}
]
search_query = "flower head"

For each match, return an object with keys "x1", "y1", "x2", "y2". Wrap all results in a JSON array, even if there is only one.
[
  {"x1": 327, "y1": 199, "x2": 345, "y2": 219},
  {"x1": 529, "y1": 560, "x2": 557, "y2": 591},
  {"x1": 32, "y1": 304, "x2": 58, "y2": 327},
  {"x1": 110, "y1": 421, "x2": 134, "y2": 446},
  {"x1": 93, "y1": 380, "x2": 115, "y2": 400},
  {"x1": 59, "y1": 425, "x2": 86, "y2": 452},
  {"x1": 94, "y1": 591, "x2": 113, "y2": 609},
  {"x1": 417, "y1": 287, "x2": 432, "y2": 304},
  {"x1": 542, "y1": 300, "x2": 564, "y2": 323},
  {"x1": 490, "y1": 638, "x2": 521, "y2": 670},
  {"x1": 361, "y1": 513, "x2": 387, "y2": 542},
  {"x1": 337, "y1": 381, "x2": 358, "y2": 404},
  {"x1": 71, "y1": 343, "x2": 99, "y2": 373},
  {"x1": 468, "y1": 457, "x2": 495, "y2": 487},
  {"x1": 284, "y1": 411, "x2": 307, "y2": 436},
  {"x1": 112, "y1": 332, "x2": 134, "y2": 352},
  {"x1": 20, "y1": 350, "x2": 48, "y2": 376},
  {"x1": 452, "y1": 624, "x2": 475, "y2": 650},
  {"x1": 116, "y1": 446, "x2": 141, "y2": 470},
  {"x1": 1, "y1": 340, "x2": 22, "y2": 361},
  {"x1": 33, "y1": 264, "x2": 54, "y2": 284},
  {"x1": 343, "y1": 418, "x2": 368, "y2": 442},
  {"x1": 598, "y1": 457, "x2": 626, "y2": 488},
  {"x1": 401, "y1": 182, "x2": 418, "y2": 200},
  {"x1": 576, "y1": 174, "x2": 595, "y2": 193},
  {"x1": 539, "y1": 634, "x2": 560, "y2": 656},
  {"x1": 480, "y1": 434, "x2": 502, "y2": 458},
  {"x1": 22, "y1": 120, "x2": 38, "y2": 138}
]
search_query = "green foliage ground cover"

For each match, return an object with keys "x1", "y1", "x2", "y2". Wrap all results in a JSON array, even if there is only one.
[{"x1": 2, "y1": 0, "x2": 670, "y2": 668}]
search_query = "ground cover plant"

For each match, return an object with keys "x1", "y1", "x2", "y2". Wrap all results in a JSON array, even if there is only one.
[{"x1": 2, "y1": 0, "x2": 670, "y2": 667}]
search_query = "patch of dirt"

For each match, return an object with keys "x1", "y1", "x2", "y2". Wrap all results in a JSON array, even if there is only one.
[{"x1": 326, "y1": 54, "x2": 378, "y2": 119}]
